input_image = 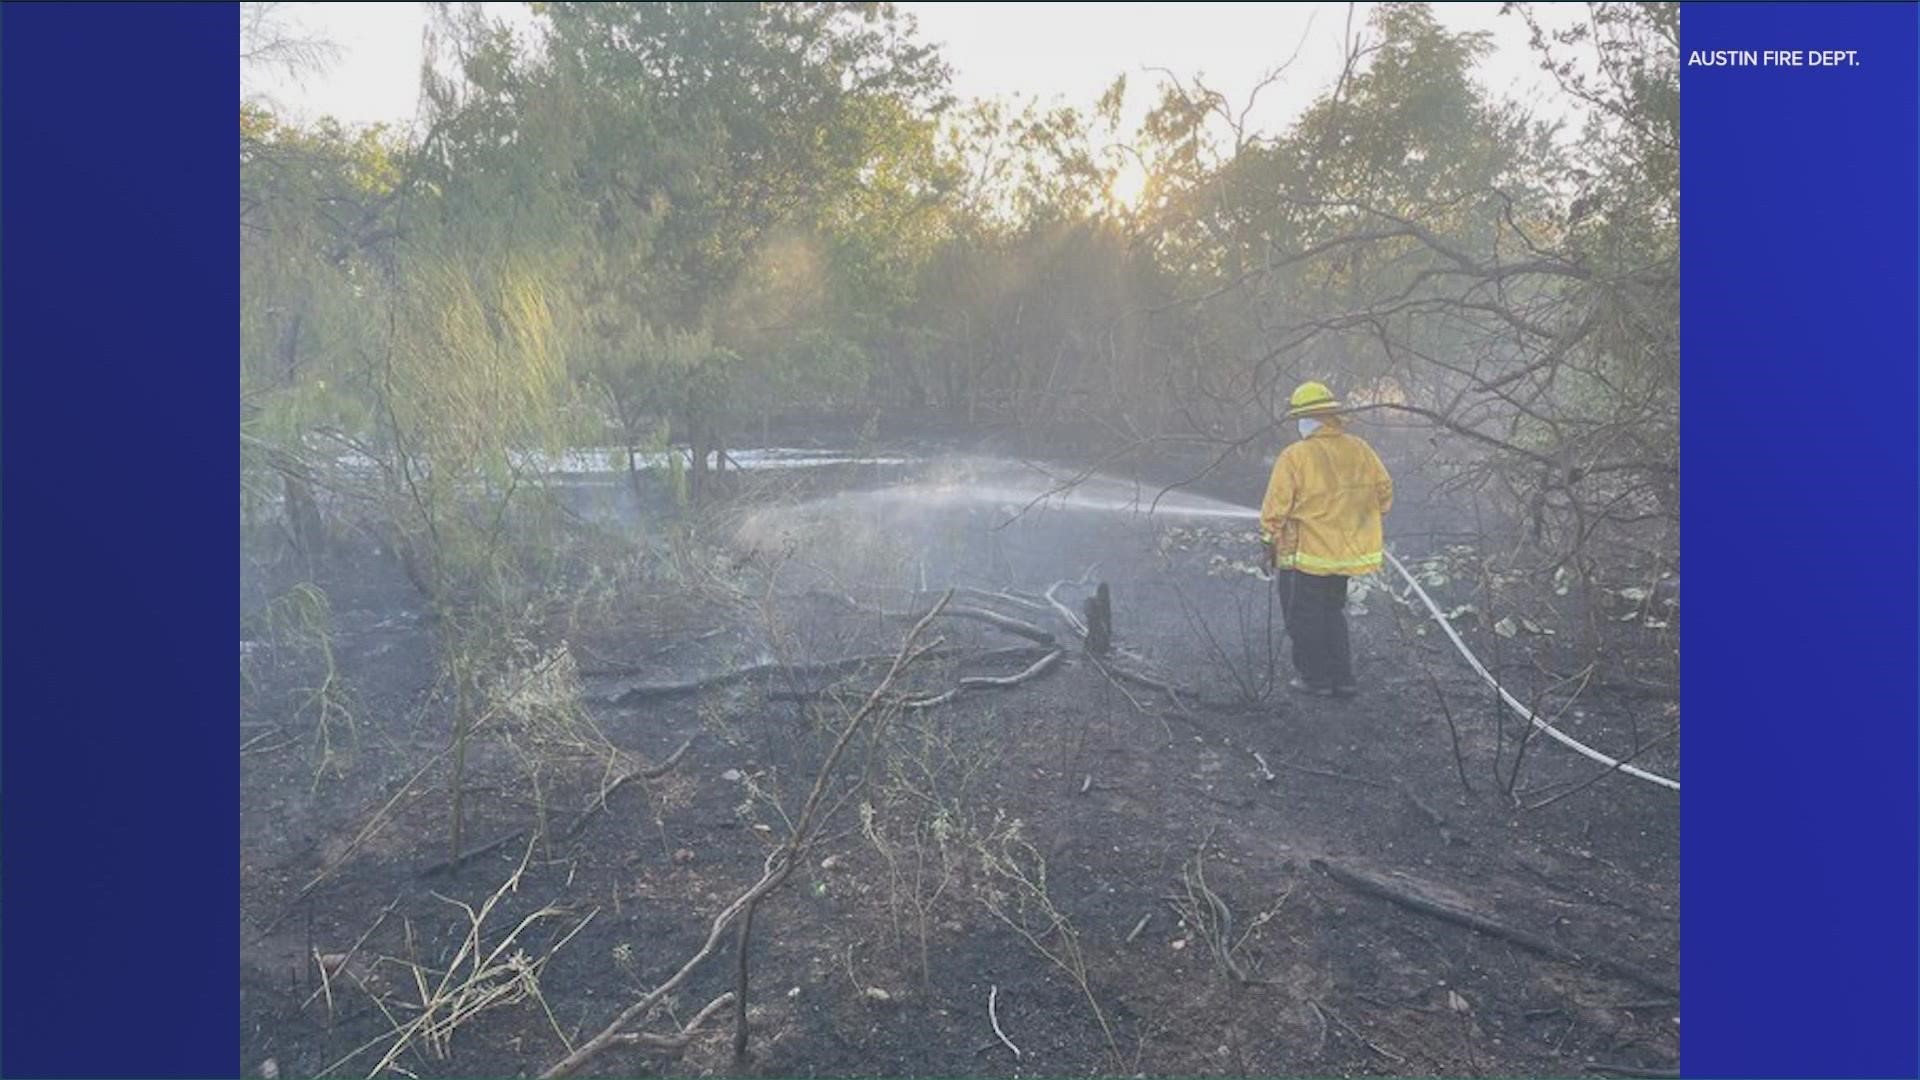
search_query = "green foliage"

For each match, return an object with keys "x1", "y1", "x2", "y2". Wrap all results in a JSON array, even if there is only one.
[
  {"x1": 243, "y1": 0, "x2": 1679, "y2": 576},
  {"x1": 243, "y1": 582, "x2": 356, "y2": 787}
]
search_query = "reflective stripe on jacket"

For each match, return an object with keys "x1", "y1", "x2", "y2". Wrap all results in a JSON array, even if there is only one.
[{"x1": 1259, "y1": 421, "x2": 1393, "y2": 576}]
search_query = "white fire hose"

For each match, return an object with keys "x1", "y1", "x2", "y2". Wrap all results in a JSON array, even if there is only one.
[
  {"x1": 1168, "y1": 494, "x2": 1677, "y2": 792},
  {"x1": 1383, "y1": 550, "x2": 1680, "y2": 792}
]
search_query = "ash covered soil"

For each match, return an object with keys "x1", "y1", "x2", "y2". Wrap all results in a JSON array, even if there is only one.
[{"x1": 241, "y1": 446, "x2": 1679, "y2": 1079}]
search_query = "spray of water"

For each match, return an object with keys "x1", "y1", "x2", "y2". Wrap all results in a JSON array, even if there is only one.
[
  {"x1": 725, "y1": 453, "x2": 1264, "y2": 605},
  {"x1": 768, "y1": 455, "x2": 1260, "y2": 525}
]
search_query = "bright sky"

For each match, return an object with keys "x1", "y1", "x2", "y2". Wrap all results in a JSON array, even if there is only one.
[{"x1": 245, "y1": 2, "x2": 1587, "y2": 139}]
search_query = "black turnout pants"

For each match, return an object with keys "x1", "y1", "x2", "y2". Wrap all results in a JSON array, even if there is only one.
[{"x1": 1275, "y1": 569, "x2": 1352, "y2": 688}]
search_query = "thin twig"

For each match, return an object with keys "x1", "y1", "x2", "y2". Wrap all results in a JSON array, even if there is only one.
[
  {"x1": 1311, "y1": 999, "x2": 1406, "y2": 1064},
  {"x1": 268, "y1": 652, "x2": 566, "y2": 932},
  {"x1": 902, "y1": 648, "x2": 1065, "y2": 709},
  {"x1": 1584, "y1": 1064, "x2": 1678, "y2": 1079},
  {"x1": 544, "y1": 595, "x2": 952, "y2": 1078},
  {"x1": 612, "y1": 991, "x2": 736, "y2": 1050},
  {"x1": 560, "y1": 737, "x2": 694, "y2": 842},
  {"x1": 988, "y1": 985, "x2": 1021, "y2": 1060}
]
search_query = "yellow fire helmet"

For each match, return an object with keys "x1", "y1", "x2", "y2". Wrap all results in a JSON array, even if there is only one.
[{"x1": 1286, "y1": 380, "x2": 1342, "y2": 418}]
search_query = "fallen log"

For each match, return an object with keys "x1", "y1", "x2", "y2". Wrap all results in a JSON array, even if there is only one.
[
  {"x1": 767, "y1": 645, "x2": 1050, "y2": 703},
  {"x1": 958, "y1": 648, "x2": 1065, "y2": 690},
  {"x1": 1312, "y1": 858, "x2": 1678, "y2": 997},
  {"x1": 561, "y1": 738, "x2": 695, "y2": 842},
  {"x1": 603, "y1": 647, "x2": 975, "y2": 706},
  {"x1": 605, "y1": 659, "x2": 845, "y2": 705},
  {"x1": 904, "y1": 649, "x2": 1066, "y2": 710},
  {"x1": 1043, "y1": 580, "x2": 1090, "y2": 639}
]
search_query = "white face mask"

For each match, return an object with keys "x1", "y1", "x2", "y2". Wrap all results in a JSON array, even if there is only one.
[{"x1": 1297, "y1": 418, "x2": 1322, "y2": 438}]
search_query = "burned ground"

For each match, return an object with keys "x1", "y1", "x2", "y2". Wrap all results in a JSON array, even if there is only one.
[{"x1": 240, "y1": 446, "x2": 1679, "y2": 1080}]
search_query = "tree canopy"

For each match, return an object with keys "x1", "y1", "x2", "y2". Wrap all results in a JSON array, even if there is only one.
[{"x1": 243, "y1": 1, "x2": 1680, "y2": 587}]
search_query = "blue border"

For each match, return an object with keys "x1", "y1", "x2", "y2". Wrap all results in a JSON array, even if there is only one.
[
  {"x1": 1, "y1": 4, "x2": 236, "y2": 1076},
  {"x1": 1683, "y1": 4, "x2": 1919, "y2": 1077},
  {"x1": 0, "y1": 3, "x2": 1915, "y2": 1077}
]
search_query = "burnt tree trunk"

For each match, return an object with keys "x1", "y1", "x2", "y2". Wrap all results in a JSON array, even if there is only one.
[
  {"x1": 625, "y1": 446, "x2": 646, "y2": 505},
  {"x1": 282, "y1": 471, "x2": 326, "y2": 563},
  {"x1": 1084, "y1": 582, "x2": 1112, "y2": 656}
]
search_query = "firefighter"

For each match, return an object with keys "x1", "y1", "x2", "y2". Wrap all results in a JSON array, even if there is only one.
[{"x1": 1260, "y1": 381, "x2": 1394, "y2": 698}]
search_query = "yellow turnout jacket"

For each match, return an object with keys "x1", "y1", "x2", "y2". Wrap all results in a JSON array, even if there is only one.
[{"x1": 1259, "y1": 420, "x2": 1393, "y2": 576}]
